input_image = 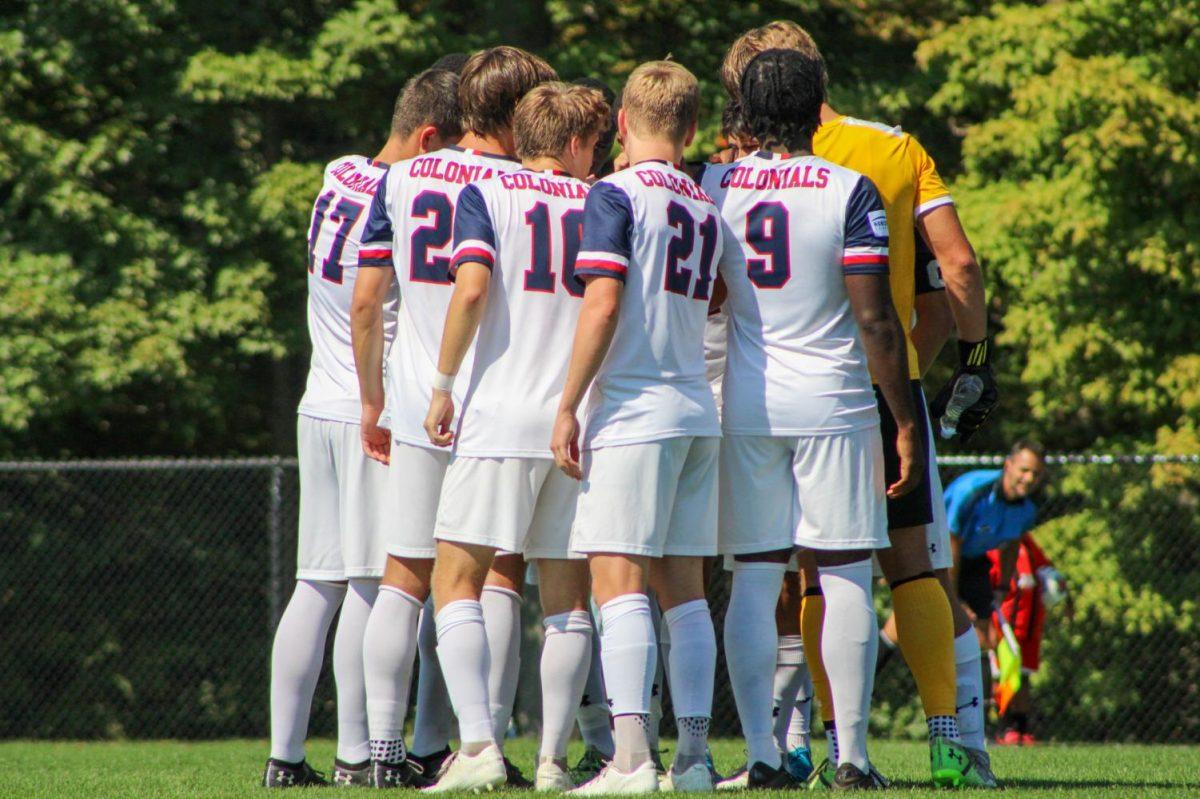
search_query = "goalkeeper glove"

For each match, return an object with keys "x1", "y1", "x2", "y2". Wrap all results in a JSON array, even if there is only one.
[{"x1": 930, "y1": 338, "x2": 999, "y2": 443}]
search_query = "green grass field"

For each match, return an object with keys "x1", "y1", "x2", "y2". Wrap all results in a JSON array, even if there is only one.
[{"x1": 1, "y1": 738, "x2": 1195, "y2": 798}]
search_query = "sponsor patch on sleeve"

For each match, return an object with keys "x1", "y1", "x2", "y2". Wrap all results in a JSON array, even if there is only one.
[{"x1": 868, "y1": 209, "x2": 889, "y2": 239}]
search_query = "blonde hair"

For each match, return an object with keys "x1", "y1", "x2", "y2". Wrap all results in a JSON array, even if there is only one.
[
  {"x1": 514, "y1": 82, "x2": 611, "y2": 160},
  {"x1": 620, "y1": 60, "x2": 700, "y2": 144},
  {"x1": 722, "y1": 20, "x2": 824, "y2": 98}
]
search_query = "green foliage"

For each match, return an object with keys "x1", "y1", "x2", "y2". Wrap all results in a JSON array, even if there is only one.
[{"x1": 918, "y1": 0, "x2": 1200, "y2": 453}]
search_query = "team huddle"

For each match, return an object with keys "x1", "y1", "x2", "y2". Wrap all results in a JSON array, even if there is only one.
[{"x1": 269, "y1": 19, "x2": 1001, "y2": 794}]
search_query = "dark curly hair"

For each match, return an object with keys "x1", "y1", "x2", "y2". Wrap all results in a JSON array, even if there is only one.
[{"x1": 739, "y1": 48, "x2": 826, "y2": 152}]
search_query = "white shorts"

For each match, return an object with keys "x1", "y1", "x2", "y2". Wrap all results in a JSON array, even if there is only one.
[
  {"x1": 384, "y1": 440, "x2": 450, "y2": 559},
  {"x1": 925, "y1": 412, "x2": 953, "y2": 571},
  {"x1": 435, "y1": 456, "x2": 581, "y2": 560},
  {"x1": 296, "y1": 415, "x2": 391, "y2": 580},
  {"x1": 719, "y1": 427, "x2": 890, "y2": 554},
  {"x1": 572, "y1": 437, "x2": 719, "y2": 558}
]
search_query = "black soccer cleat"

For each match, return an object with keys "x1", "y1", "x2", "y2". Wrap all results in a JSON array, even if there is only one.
[
  {"x1": 504, "y1": 756, "x2": 534, "y2": 788},
  {"x1": 831, "y1": 763, "x2": 881, "y2": 791},
  {"x1": 747, "y1": 760, "x2": 800, "y2": 789},
  {"x1": 263, "y1": 758, "x2": 328, "y2": 788},
  {"x1": 332, "y1": 758, "x2": 371, "y2": 787},
  {"x1": 409, "y1": 746, "x2": 453, "y2": 783},
  {"x1": 370, "y1": 757, "x2": 430, "y2": 789}
]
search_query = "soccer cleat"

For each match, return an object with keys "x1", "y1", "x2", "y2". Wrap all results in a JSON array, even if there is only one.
[
  {"x1": 536, "y1": 759, "x2": 575, "y2": 792},
  {"x1": 569, "y1": 745, "x2": 612, "y2": 784},
  {"x1": 746, "y1": 760, "x2": 799, "y2": 790},
  {"x1": 505, "y1": 756, "x2": 535, "y2": 788},
  {"x1": 806, "y1": 758, "x2": 833, "y2": 790},
  {"x1": 1020, "y1": 733, "x2": 1037, "y2": 747},
  {"x1": 569, "y1": 761, "x2": 660, "y2": 795},
  {"x1": 263, "y1": 758, "x2": 328, "y2": 788},
  {"x1": 666, "y1": 763, "x2": 714, "y2": 792},
  {"x1": 410, "y1": 746, "x2": 454, "y2": 782},
  {"x1": 705, "y1": 749, "x2": 723, "y2": 784},
  {"x1": 966, "y1": 747, "x2": 999, "y2": 788},
  {"x1": 331, "y1": 758, "x2": 371, "y2": 787},
  {"x1": 424, "y1": 746, "x2": 508, "y2": 793},
  {"x1": 371, "y1": 757, "x2": 430, "y2": 789},
  {"x1": 715, "y1": 765, "x2": 748, "y2": 790},
  {"x1": 930, "y1": 737, "x2": 986, "y2": 788},
  {"x1": 866, "y1": 765, "x2": 890, "y2": 789},
  {"x1": 785, "y1": 746, "x2": 815, "y2": 782},
  {"x1": 830, "y1": 763, "x2": 879, "y2": 790}
]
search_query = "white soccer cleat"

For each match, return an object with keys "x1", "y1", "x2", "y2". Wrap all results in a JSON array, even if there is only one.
[
  {"x1": 666, "y1": 763, "x2": 714, "y2": 792},
  {"x1": 423, "y1": 745, "x2": 507, "y2": 793},
  {"x1": 536, "y1": 759, "x2": 575, "y2": 792},
  {"x1": 568, "y1": 761, "x2": 660, "y2": 795},
  {"x1": 714, "y1": 765, "x2": 748, "y2": 791}
]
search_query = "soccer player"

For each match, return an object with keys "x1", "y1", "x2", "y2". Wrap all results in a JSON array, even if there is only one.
[
  {"x1": 875, "y1": 231, "x2": 996, "y2": 783},
  {"x1": 418, "y1": 81, "x2": 611, "y2": 792},
  {"x1": 352, "y1": 46, "x2": 557, "y2": 788},
  {"x1": 722, "y1": 21, "x2": 996, "y2": 788},
  {"x1": 551, "y1": 60, "x2": 725, "y2": 795},
  {"x1": 704, "y1": 48, "x2": 920, "y2": 790},
  {"x1": 262, "y1": 67, "x2": 463, "y2": 790}
]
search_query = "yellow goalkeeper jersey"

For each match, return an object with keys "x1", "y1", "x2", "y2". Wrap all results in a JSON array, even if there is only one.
[{"x1": 814, "y1": 115, "x2": 954, "y2": 381}]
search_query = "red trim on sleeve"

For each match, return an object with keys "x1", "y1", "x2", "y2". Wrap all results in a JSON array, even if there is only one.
[
  {"x1": 842, "y1": 254, "x2": 889, "y2": 266},
  {"x1": 574, "y1": 259, "x2": 628, "y2": 275}
]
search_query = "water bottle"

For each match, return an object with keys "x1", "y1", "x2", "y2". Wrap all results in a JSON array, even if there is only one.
[{"x1": 939, "y1": 374, "x2": 984, "y2": 439}]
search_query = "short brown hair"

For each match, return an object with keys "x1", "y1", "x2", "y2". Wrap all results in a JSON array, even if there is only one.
[
  {"x1": 459, "y1": 46, "x2": 558, "y2": 137},
  {"x1": 514, "y1": 82, "x2": 611, "y2": 161},
  {"x1": 621, "y1": 60, "x2": 699, "y2": 144},
  {"x1": 722, "y1": 20, "x2": 824, "y2": 98},
  {"x1": 1010, "y1": 440, "x2": 1047, "y2": 461},
  {"x1": 391, "y1": 68, "x2": 463, "y2": 140}
]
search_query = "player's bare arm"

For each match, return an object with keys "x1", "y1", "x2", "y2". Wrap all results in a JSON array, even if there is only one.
[
  {"x1": 921, "y1": 206, "x2": 999, "y2": 441},
  {"x1": 551, "y1": 276, "x2": 622, "y2": 479},
  {"x1": 913, "y1": 290, "x2": 955, "y2": 376},
  {"x1": 351, "y1": 265, "x2": 395, "y2": 464},
  {"x1": 423, "y1": 263, "x2": 491, "y2": 447},
  {"x1": 994, "y1": 539, "x2": 1021, "y2": 606},
  {"x1": 845, "y1": 272, "x2": 924, "y2": 498}
]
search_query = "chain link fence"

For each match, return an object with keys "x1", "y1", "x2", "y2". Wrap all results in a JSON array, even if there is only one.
[{"x1": 2, "y1": 455, "x2": 1197, "y2": 742}]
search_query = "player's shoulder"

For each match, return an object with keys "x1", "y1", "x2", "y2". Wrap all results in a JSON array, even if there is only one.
[
  {"x1": 838, "y1": 116, "x2": 905, "y2": 140},
  {"x1": 321, "y1": 154, "x2": 387, "y2": 196}
]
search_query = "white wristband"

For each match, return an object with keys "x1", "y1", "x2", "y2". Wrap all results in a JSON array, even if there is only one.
[{"x1": 432, "y1": 371, "x2": 455, "y2": 393}]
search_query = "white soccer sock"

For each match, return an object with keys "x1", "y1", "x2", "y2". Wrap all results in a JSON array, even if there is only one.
[
  {"x1": 664, "y1": 599, "x2": 717, "y2": 770},
  {"x1": 436, "y1": 599, "x2": 494, "y2": 746},
  {"x1": 954, "y1": 628, "x2": 987, "y2": 751},
  {"x1": 725, "y1": 562, "x2": 786, "y2": 769},
  {"x1": 577, "y1": 621, "x2": 615, "y2": 756},
  {"x1": 818, "y1": 560, "x2": 877, "y2": 772},
  {"x1": 482, "y1": 585, "x2": 522, "y2": 737},
  {"x1": 412, "y1": 598, "x2": 454, "y2": 757},
  {"x1": 269, "y1": 580, "x2": 346, "y2": 763},
  {"x1": 332, "y1": 578, "x2": 377, "y2": 764},
  {"x1": 773, "y1": 634, "x2": 812, "y2": 752},
  {"x1": 363, "y1": 585, "x2": 422, "y2": 760},
  {"x1": 599, "y1": 594, "x2": 656, "y2": 771},
  {"x1": 540, "y1": 610, "x2": 593, "y2": 761},
  {"x1": 650, "y1": 599, "x2": 666, "y2": 752}
]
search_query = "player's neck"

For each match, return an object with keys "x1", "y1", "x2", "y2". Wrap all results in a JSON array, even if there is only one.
[
  {"x1": 458, "y1": 131, "x2": 515, "y2": 158},
  {"x1": 625, "y1": 138, "x2": 684, "y2": 168},
  {"x1": 373, "y1": 134, "x2": 408, "y2": 165},
  {"x1": 819, "y1": 103, "x2": 840, "y2": 124},
  {"x1": 762, "y1": 141, "x2": 812, "y2": 158},
  {"x1": 523, "y1": 155, "x2": 570, "y2": 174}
]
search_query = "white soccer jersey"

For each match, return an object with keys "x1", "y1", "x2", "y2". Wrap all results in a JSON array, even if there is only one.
[
  {"x1": 448, "y1": 169, "x2": 590, "y2": 457},
  {"x1": 359, "y1": 146, "x2": 520, "y2": 448},
  {"x1": 701, "y1": 151, "x2": 889, "y2": 436},
  {"x1": 574, "y1": 161, "x2": 724, "y2": 449},
  {"x1": 298, "y1": 156, "x2": 398, "y2": 423}
]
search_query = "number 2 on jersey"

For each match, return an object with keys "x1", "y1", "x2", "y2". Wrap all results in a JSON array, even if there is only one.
[
  {"x1": 307, "y1": 190, "x2": 365, "y2": 284},
  {"x1": 664, "y1": 201, "x2": 718, "y2": 301},
  {"x1": 523, "y1": 202, "x2": 586, "y2": 297},
  {"x1": 410, "y1": 190, "x2": 454, "y2": 284}
]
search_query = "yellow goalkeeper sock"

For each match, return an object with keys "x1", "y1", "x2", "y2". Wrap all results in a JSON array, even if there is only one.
[
  {"x1": 800, "y1": 590, "x2": 834, "y2": 725},
  {"x1": 891, "y1": 574, "x2": 958, "y2": 719}
]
